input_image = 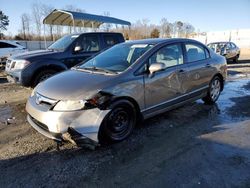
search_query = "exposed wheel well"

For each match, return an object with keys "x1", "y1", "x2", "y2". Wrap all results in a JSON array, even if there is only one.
[{"x1": 111, "y1": 96, "x2": 143, "y2": 124}]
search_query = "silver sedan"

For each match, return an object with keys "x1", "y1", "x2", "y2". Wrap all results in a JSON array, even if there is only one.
[{"x1": 26, "y1": 38, "x2": 227, "y2": 147}]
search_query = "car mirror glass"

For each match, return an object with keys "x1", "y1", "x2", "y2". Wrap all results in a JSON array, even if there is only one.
[
  {"x1": 74, "y1": 46, "x2": 82, "y2": 53},
  {"x1": 149, "y1": 63, "x2": 166, "y2": 75}
]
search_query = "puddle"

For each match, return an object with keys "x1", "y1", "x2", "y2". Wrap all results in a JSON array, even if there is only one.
[
  {"x1": 219, "y1": 79, "x2": 250, "y2": 110},
  {"x1": 227, "y1": 73, "x2": 250, "y2": 81},
  {"x1": 197, "y1": 78, "x2": 250, "y2": 124}
]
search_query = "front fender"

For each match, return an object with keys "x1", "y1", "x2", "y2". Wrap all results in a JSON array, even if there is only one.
[{"x1": 21, "y1": 59, "x2": 68, "y2": 86}]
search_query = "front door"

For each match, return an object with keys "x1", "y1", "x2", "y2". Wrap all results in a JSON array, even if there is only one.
[
  {"x1": 144, "y1": 43, "x2": 184, "y2": 112},
  {"x1": 64, "y1": 34, "x2": 101, "y2": 68}
]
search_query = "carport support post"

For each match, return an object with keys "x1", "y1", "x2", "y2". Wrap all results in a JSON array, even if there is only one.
[
  {"x1": 92, "y1": 22, "x2": 94, "y2": 31},
  {"x1": 43, "y1": 24, "x2": 47, "y2": 49},
  {"x1": 72, "y1": 18, "x2": 76, "y2": 33}
]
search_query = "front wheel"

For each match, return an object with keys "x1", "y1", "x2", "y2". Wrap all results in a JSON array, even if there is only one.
[
  {"x1": 98, "y1": 100, "x2": 136, "y2": 144},
  {"x1": 202, "y1": 76, "x2": 222, "y2": 104},
  {"x1": 33, "y1": 69, "x2": 57, "y2": 87}
]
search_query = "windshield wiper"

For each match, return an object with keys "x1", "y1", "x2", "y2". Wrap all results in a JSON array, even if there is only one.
[{"x1": 80, "y1": 66, "x2": 118, "y2": 74}]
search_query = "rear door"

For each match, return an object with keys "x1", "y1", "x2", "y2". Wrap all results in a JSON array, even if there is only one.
[
  {"x1": 181, "y1": 43, "x2": 214, "y2": 93},
  {"x1": 64, "y1": 34, "x2": 101, "y2": 68}
]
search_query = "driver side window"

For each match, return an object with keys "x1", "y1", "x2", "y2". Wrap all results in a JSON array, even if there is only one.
[{"x1": 149, "y1": 44, "x2": 183, "y2": 68}]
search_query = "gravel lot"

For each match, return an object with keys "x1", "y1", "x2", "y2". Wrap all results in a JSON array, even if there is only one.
[{"x1": 1, "y1": 61, "x2": 250, "y2": 188}]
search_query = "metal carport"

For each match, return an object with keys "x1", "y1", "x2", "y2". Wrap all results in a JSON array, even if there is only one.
[
  {"x1": 42, "y1": 9, "x2": 131, "y2": 47},
  {"x1": 43, "y1": 9, "x2": 131, "y2": 29}
]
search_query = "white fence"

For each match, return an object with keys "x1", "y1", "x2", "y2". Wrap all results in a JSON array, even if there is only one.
[
  {"x1": 15, "y1": 29, "x2": 250, "y2": 50},
  {"x1": 17, "y1": 41, "x2": 54, "y2": 51},
  {"x1": 191, "y1": 29, "x2": 250, "y2": 48}
]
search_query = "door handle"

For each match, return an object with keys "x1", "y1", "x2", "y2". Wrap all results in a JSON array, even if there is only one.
[{"x1": 205, "y1": 64, "x2": 211, "y2": 68}]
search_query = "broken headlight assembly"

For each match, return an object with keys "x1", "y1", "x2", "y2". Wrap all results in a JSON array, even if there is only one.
[
  {"x1": 85, "y1": 92, "x2": 112, "y2": 109},
  {"x1": 52, "y1": 92, "x2": 112, "y2": 112}
]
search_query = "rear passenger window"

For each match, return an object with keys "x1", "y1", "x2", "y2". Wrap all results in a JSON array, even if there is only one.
[
  {"x1": 104, "y1": 35, "x2": 119, "y2": 47},
  {"x1": 149, "y1": 44, "x2": 183, "y2": 68},
  {"x1": 79, "y1": 35, "x2": 100, "y2": 52},
  {"x1": 230, "y1": 43, "x2": 236, "y2": 48},
  {"x1": 185, "y1": 44, "x2": 206, "y2": 62}
]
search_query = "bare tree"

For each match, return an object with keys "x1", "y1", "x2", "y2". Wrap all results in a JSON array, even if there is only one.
[
  {"x1": 21, "y1": 14, "x2": 26, "y2": 40},
  {"x1": 102, "y1": 11, "x2": 112, "y2": 32},
  {"x1": 150, "y1": 28, "x2": 160, "y2": 38},
  {"x1": 183, "y1": 23, "x2": 195, "y2": 38},
  {"x1": 64, "y1": 5, "x2": 86, "y2": 33},
  {"x1": 32, "y1": 3, "x2": 43, "y2": 42},
  {"x1": 160, "y1": 18, "x2": 173, "y2": 38},
  {"x1": 41, "y1": 4, "x2": 54, "y2": 41},
  {"x1": 21, "y1": 13, "x2": 31, "y2": 40},
  {"x1": 174, "y1": 21, "x2": 184, "y2": 37}
]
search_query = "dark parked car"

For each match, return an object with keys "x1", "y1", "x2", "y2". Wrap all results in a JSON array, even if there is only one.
[
  {"x1": 26, "y1": 38, "x2": 227, "y2": 147},
  {"x1": 207, "y1": 42, "x2": 240, "y2": 62},
  {"x1": 5, "y1": 32, "x2": 124, "y2": 87}
]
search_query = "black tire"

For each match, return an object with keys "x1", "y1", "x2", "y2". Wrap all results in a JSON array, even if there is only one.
[
  {"x1": 202, "y1": 76, "x2": 222, "y2": 105},
  {"x1": 33, "y1": 69, "x2": 57, "y2": 87},
  {"x1": 98, "y1": 100, "x2": 136, "y2": 144}
]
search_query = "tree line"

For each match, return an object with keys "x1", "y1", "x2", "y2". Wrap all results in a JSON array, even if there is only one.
[{"x1": 1, "y1": 3, "x2": 198, "y2": 41}]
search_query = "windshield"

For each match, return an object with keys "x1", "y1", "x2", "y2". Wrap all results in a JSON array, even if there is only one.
[
  {"x1": 208, "y1": 43, "x2": 227, "y2": 53},
  {"x1": 48, "y1": 34, "x2": 79, "y2": 50},
  {"x1": 78, "y1": 43, "x2": 154, "y2": 73}
]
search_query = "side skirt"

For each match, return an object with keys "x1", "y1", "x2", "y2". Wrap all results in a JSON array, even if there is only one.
[{"x1": 142, "y1": 87, "x2": 208, "y2": 119}]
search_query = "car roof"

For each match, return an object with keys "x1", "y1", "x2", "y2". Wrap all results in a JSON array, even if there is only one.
[
  {"x1": 67, "y1": 32, "x2": 123, "y2": 36},
  {"x1": 125, "y1": 38, "x2": 204, "y2": 45},
  {"x1": 0, "y1": 40, "x2": 21, "y2": 46},
  {"x1": 208, "y1": 42, "x2": 231, "y2": 44}
]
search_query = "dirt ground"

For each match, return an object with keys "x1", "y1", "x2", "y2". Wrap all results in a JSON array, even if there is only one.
[{"x1": 1, "y1": 60, "x2": 250, "y2": 188}]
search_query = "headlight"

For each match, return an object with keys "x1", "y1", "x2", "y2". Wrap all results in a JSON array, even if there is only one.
[
  {"x1": 14, "y1": 60, "x2": 30, "y2": 70},
  {"x1": 53, "y1": 100, "x2": 86, "y2": 111},
  {"x1": 30, "y1": 84, "x2": 39, "y2": 97}
]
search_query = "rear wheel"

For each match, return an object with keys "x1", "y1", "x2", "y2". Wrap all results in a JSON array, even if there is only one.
[
  {"x1": 98, "y1": 100, "x2": 136, "y2": 144},
  {"x1": 202, "y1": 76, "x2": 222, "y2": 104},
  {"x1": 33, "y1": 69, "x2": 57, "y2": 87}
]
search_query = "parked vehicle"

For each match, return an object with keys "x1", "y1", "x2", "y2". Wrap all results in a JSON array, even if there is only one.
[
  {"x1": 26, "y1": 38, "x2": 227, "y2": 147},
  {"x1": 5, "y1": 32, "x2": 124, "y2": 87},
  {"x1": 0, "y1": 40, "x2": 27, "y2": 67},
  {"x1": 207, "y1": 42, "x2": 240, "y2": 62}
]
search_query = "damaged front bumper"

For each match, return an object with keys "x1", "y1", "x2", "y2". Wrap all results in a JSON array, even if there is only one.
[{"x1": 26, "y1": 94, "x2": 110, "y2": 145}]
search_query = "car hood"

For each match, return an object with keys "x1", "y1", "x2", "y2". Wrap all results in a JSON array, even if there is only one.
[
  {"x1": 11, "y1": 49, "x2": 61, "y2": 60},
  {"x1": 36, "y1": 69, "x2": 117, "y2": 100}
]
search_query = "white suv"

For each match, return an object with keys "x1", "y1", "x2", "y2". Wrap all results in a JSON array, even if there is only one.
[{"x1": 0, "y1": 40, "x2": 27, "y2": 67}]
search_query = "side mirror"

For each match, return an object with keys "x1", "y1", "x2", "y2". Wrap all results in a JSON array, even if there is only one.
[
  {"x1": 74, "y1": 45, "x2": 82, "y2": 53},
  {"x1": 149, "y1": 63, "x2": 166, "y2": 75}
]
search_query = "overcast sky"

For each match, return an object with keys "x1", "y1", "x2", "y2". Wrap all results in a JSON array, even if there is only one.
[{"x1": 1, "y1": 0, "x2": 250, "y2": 35}]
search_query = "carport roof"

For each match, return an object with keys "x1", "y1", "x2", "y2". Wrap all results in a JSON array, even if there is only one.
[{"x1": 43, "y1": 9, "x2": 131, "y2": 28}]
